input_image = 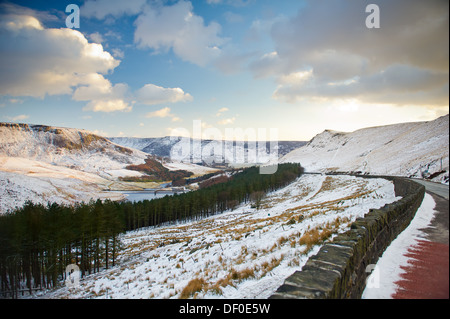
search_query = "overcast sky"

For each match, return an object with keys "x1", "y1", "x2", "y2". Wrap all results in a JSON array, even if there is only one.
[{"x1": 0, "y1": 0, "x2": 448, "y2": 140}]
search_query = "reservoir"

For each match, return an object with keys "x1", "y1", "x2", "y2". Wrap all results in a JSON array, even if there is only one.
[{"x1": 115, "y1": 188, "x2": 188, "y2": 203}]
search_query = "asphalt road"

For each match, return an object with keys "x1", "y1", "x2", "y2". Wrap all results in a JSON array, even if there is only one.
[
  {"x1": 410, "y1": 179, "x2": 449, "y2": 245},
  {"x1": 304, "y1": 172, "x2": 449, "y2": 200},
  {"x1": 410, "y1": 178, "x2": 449, "y2": 200}
]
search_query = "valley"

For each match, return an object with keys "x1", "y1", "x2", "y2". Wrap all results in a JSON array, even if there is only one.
[
  {"x1": 0, "y1": 0, "x2": 447, "y2": 302},
  {"x1": 0, "y1": 116, "x2": 448, "y2": 299}
]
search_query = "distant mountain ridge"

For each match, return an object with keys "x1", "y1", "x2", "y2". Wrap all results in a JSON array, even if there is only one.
[
  {"x1": 109, "y1": 136, "x2": 307, "y2": 166},
  {"x1": 281, "y1": 115, "x2": 449, "y2": 184},
  {"x1": 109, "y1": 136, "x2": 182, "y2": 158}
]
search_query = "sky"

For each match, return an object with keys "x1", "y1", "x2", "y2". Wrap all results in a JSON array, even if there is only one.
[{"x1": 0, "y1": 0, "x2": 448, "y2": 141}]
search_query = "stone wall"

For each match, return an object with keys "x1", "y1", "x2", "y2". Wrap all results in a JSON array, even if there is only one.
[{"x1": 270, "y1": 176, "x2": 425, "y2": 299}]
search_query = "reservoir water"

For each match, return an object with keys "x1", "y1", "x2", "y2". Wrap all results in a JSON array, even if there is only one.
[{"x1": 114, "y1": 188, "x2": 187, "y2": 202}]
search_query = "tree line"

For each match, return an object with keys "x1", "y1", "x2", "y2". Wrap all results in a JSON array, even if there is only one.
[
  {"x1": 121, "y1": 163, "x2": 304, "y2": 230},
  {"x1": 0, "y1": 199, "x2": 123, "y2": 298},
  {"x1": 0, "y1": 163, "x2": 303, "y2": 297}
]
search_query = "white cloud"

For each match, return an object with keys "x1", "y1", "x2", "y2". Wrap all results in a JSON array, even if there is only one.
[
  {"x1": 91, "y1": 129, "x2": 110, "y2": 137},
  {"x1": 216, "y1": 107, "x2": 229, "y2": 117},
  {"x1": 0, "y1": 13, "x2": 120, "y2": 99},
  {"x1": 0, "y1": 2, "x2": 59, "y2": 25},
  {"x1": 4, "y1": 114, "x2": 29, "y2": 122},
  {"x1": 167, "y1": 127, "x2": 191, "y2": 138},
  {"x1": 89, "y1": 32, "x2": 104, "y2": 44},
  {"x1": 9, "y1": 98, "x2": 24, "y2": 104},
  {"x1": 72, "y1": 74, "x2": 132, "y2": 112},
  {"x1": 213, "y1": 50, "x2": 253, "y2": 75},
  {"x1": 249, "y1": 51, "x2": 283, "y2": 79},
  {"x1": 271, "y1": 0, "x2": 448, "y2": 72},
  {"x1": 0, "y1": 14, "x2": 44, "y2": 30},
  {"x1": 276, "y1": 70, "x2": 313, "y2": 86},
  {"x1": 206, "y1": 0, "x2": 254, "y2": 7},
  {"x1": 136, "y1": 84, "x2": 193, "y2": 105},
  {"x1": 217, "y1": 117, "x2": 236, "y2": 125},
  {"x1": 15, "y1": 114, "x2": 29, "y2": 121},
  {"x1": 273, "y1": 65, "x2": 448, "y2": 107},
  {"x1": 145, "y1": 107, "x2": 173, "y2": 118},
  {"x1": 0, "y1": 11, "x2": 193, "y2": 114},
  {"x1": 145, "y1": 108, "x2": 182, "y2": 122},
  {"x1": 83, "y1": 99, "x2": 132, "y2": 113},
  {"x1": 134, "y1": 1, "x2": 226, "y2": 66},
  {"x1": 246, "y1": 14, "x2": 287, "y2": 44},
  {"x1": 81, "y1": 0, "x2": 147, "y2": 19},
  {"x1": 111, "y1": 48, "x2": 125, "y2": 59},
  {"x1": 260, "y1": 0, "x2": 449, "y2": 108}
]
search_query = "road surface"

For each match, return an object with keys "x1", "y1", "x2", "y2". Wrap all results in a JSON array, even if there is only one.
[{"x1": 411, "y1": 178, "x2": 449, "y2": 200}]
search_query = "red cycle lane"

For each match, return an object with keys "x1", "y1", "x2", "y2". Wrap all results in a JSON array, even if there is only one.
[
  {"x1": 393, "y1": 191, "x2": 449, "y2": 299},
  {"x1": 392, "y1": 240, "x2": 449, "y2": 299}
]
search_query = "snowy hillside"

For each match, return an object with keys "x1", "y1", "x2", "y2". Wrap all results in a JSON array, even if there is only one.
[
  {"x1": 33, "y1": 174, "x2": 399, "y2": 299},
  {"x1": 0, "y1": 123, "x2": 216, "y2": 213},
  {"x1": 110, "y1": 136, "x2": 182, "y2": 158},
  {"x1": 0, "y1": 158, "x2": 127, "y2": 213},
  {"x1": 0, "y1": 123, "x2": 148, "y2": 177},
  {"x1": 281, "y1": 115, "x2": 449, "y2": 184}
]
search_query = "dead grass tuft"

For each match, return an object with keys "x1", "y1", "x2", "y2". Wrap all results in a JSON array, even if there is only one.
[{"x1": 179, "y1": 278, "x2": 207, "y2": 299}]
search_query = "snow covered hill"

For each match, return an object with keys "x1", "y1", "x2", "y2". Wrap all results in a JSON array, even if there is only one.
[
  {"x1": 0, "y1": 123, "x2": 215, "y2": 213},
  {"x1": 0, "y1": 123, "x2": 149, "y2": 177},
  {"x1": 281, "y1": 115, "x2": 449, "y2": 184}
]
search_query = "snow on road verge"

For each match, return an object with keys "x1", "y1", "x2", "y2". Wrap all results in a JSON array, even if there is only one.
[
  {"x1": 362, "y1": 193, "x2": 437, "y2": 299},
  {"x1": 36, "y1": 174, "x2": 400, "y2": 299}
]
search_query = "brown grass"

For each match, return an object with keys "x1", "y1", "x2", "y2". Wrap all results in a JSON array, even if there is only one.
[
  {"x1": 298, "y1": 228, "x2": 321, "y2": 252},
  {"x1": 179, "y1": 278, "x2": 207, "y2": 299},
  {"x1": 208, "y1": 265, "x2": 260, "y2": 295},
  {"x1": 259, "y1": 256, "x2": 283, "y2": 277},
  {"x1": 297, "y1": 216, "x2": 352, "y2": 254}
]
